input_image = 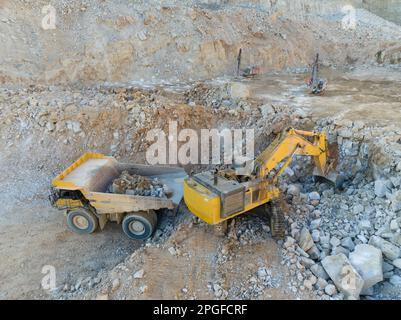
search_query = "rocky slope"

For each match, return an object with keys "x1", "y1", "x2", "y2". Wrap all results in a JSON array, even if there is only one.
[{"x1": 1, "y1": 1, "x2": 401, "y2": 84}]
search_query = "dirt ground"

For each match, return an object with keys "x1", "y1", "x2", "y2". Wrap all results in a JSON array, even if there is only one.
[{"x1": 251, "y1": 66, "x2": 401, "y2": 124}]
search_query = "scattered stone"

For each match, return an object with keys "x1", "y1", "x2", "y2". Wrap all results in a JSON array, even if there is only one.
[
  {"x1": 311, "y1": 229, "x2": 320, "y2": 242},
  {"x1": 168, "y1": 247, "x2": 177, "y2": 255},
  {"x1": 139, "y1": 285, "x2": 148, "y2": 294},
  {"x1": 310, "y1": 264, "x2": 329, "y2": 280},
  {"x1": 349, "y1": 244, "x2": 383, "y2": 291},
  {"x1": 374, "y1": 180, "x2": 390, "y2": 198},
  {"x1": 360, "y1": 286, "x2": 374, "y2": 296},
  {"x1": 359, "y1": 220, "x2": 371, "y2": 230},
  {"x1": 330, "y1": 237, "x2": 341, "y2": 248},
  {"x1": 390, "y1": 219, "x2": 399, "y2": 232},
  {"x1": 307, "y1": 245, "x2": 321, "y2": 260},
  {"x1": 303, "y1": 279, "x2": 313, "y2": 290},
  {"x1": 310, "y1": 219, "x2": 321, "y2": 231},
  {"x1": 389, "y1": 275, "x2": 401, "y2": 287},
  {"x1": 392, "y1": 258, "x2": 401, "y2": 269},
  {"x1": 315, "y1": 278, "x2": 328, "y2": 290},
  {"x1": 287, "y1": 184, "x2": 300, "y2": 197},
  {"x1": 300, "y1": 257, "x2": 315, "y2": 268},
  {"x1": 331, "y1": 246, "x2": 349, "y2": 257},
  {"x1": 369, "y1": 236, "x2": 400, "y2": 260},
  {"x1": 66, "y1": 120, "x2": 81, "y2": 134},
  {"x1": 341, "y1": 237, "x2": 355, "y2": 251},
  {"x1": 383, "y1": 261, "x2": 394, "y2": 273},
  {"x1": 391, "y1": 233, "x2": 401, "y2": 246},
  {"x1": 133, "y1": 269, "x2": 144, "y2": 279},
  {"x1": 96, "y1": 293, "x2": 109, "y2": 300},
  {"x1": 111, "y1": 278, "x2": 120, "y2": 292},
  {"x1": 324, "y1": 284, "x2": 337, "y2": 296},
  {"x1": 308, "y1": 191, "x2": 320, "y2": 201},
  {"x1": 391, "y1": 191, "x2": 401, "y2": 212},
  {"x1": 257, "y1": 267, "x2": 269, "y2": 279},
  {"x1": 284, "y1": 236, "x2": 296, "y2": 248}
]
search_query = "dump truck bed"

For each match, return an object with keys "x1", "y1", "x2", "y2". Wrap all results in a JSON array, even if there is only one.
[{"x1": 52, "y1": 152, "x2": 186, "y2": 214}]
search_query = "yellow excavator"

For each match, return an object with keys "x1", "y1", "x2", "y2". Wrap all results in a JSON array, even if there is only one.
[{"x1": 183, "y1": 128, "x2": 341, "y2": 239}]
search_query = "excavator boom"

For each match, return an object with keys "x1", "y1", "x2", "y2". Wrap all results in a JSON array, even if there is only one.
[{"x1": 254, "y1": 128, "x2": 336, "y2": 183}]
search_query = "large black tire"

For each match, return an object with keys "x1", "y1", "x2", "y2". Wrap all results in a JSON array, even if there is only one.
[
  {"x1": 122, "y1": 211, "x2": 157, "y2": 240},
  {"x1": 266, "y1": 201, "x2": 285, "y2": 240},
  {"x1": 66, "y1": 208, "x2": 99, "y2": 235}
]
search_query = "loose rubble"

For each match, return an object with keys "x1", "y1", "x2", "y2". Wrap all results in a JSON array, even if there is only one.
[{"x1": 111, "y1": 171, "x2": 166, "y2": 198}]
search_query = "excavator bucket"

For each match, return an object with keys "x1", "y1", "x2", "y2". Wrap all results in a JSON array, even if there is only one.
[
  {"x1": 148, "y1": 168, "x2": 187, "y2": 205},
  {"x1": 313, "y1": 142, "x2": 345, "y2": 190}
]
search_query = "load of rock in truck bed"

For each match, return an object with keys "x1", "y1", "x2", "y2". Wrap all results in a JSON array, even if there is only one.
[{"x1": 108, "y1": 171, "x2": 169, "y2": 198}]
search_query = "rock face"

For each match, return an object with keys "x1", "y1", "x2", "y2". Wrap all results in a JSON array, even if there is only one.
[
  {"x1": 349, "y1": 244, "x2": 383, "y2": 291},
  {"x1": 369, "y1": 236, "x2": 400, "y2": 260},
  {"x1": 321, "y1": 254, "x2": 364, "y2": 299}
]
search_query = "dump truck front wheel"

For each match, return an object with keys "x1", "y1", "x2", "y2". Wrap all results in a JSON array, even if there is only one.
[
  {"x1": 122, "y1": 211, "x2": 157, "y2": 240},
  {"x1": 66, "y1": 208, "x2": 99, "y2": 235}
]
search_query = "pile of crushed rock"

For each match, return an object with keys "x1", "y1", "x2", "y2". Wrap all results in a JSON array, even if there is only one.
[
  {"x1": 277, "y1": 118, "x2": 401, "y2": 300},
  {"x1": 110, "y1": 171, "x2": 167, "y2": 198}
]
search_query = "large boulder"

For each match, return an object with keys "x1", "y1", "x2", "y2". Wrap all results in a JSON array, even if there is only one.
[
  {"x1": 321, "y1": 254, "x2": 364, "y2": 299},
  {"x1": 369, "y1": 236, "x2": 400, "y2": 260},
  {"x1": 349, "y1": 244, "x2": 383, "y2": 291},
  {"x1": 299, "y1": 227, "x2": 314, "y2": 252}
]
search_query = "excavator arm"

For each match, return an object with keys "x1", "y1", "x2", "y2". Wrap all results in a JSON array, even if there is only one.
[{"x1": 254, "y1": 128, "x2": 337, "y2": 184}]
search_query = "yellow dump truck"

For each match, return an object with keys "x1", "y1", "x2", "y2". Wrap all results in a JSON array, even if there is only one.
[{"x1": 50, "y1": 152, "x2": 186, "y2": 240}]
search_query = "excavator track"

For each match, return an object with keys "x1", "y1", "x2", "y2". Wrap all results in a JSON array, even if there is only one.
[{"x1": 266, "y1": 200, "x2": 285, "y2": 240}]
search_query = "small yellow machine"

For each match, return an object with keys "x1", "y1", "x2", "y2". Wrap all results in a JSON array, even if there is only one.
[
  {"x1": 183, "y1": 128, "x2": 341, "y2": 239},
  {"x1": 50, "y1": 152, "x2": 186, "y2": 240}
]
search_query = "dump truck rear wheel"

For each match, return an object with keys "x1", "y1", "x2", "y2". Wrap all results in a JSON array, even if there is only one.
[
  {"x1": 66, "y1": 208, "x2": 99, "y2": 235},
  {"x1": 266, "y1": 201, "x2": 285, "y2": 240},
  {"x1": 122, "y1": 211, "x2": 157, "y2": 240}
]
